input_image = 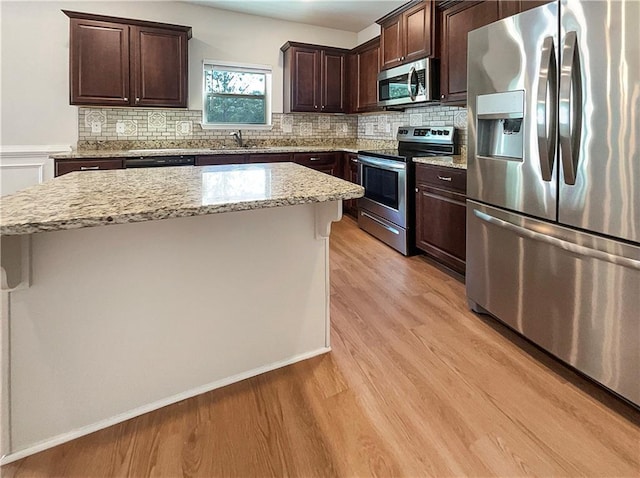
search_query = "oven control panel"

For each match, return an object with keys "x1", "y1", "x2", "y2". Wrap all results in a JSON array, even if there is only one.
[{"x1": 397, "y1": 126, "x2": 456, "y2": 144}]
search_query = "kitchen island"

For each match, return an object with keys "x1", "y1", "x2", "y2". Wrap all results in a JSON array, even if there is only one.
[{"x1": 0, "y1": 162, "x2": 363, "y2": 464}]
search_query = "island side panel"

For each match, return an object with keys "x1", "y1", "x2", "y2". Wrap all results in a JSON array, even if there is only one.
[{"x1": 5, "y1": 201, "x2": 337, "y2": 460}]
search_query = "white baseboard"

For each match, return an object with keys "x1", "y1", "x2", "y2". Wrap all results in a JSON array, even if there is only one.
[{"x1": 0, "y1": 346, "x2": 330, "y2": 465}]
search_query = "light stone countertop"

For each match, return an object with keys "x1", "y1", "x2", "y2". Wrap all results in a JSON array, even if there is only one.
[
  {"x1": 0, "y1": 163, "x2": 364, "y2": 236},
  {"x1": 52, "y1": 145, "x2": 359, "y2": 159},
  {"x1": 413, "y1": 155, "x2": 467, "y2": 170}
]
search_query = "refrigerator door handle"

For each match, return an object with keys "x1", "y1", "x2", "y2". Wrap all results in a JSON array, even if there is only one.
[
  {"x1": 559, "y1": 31, "x2": 582, "y2": 185},
  {"x1": 536, "y1": 36, "x2": 557, "y2": 181},
  {"x1": 473, "y1": 209, "x2": 640, "y2": 271}
]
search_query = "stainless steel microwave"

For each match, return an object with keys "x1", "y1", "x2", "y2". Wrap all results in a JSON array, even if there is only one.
[{"x1": 377, "y1": 58, "x2": 438, "y2": 107}]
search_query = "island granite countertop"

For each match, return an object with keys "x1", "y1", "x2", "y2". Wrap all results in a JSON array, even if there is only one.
[{"x1": 0, "y1": 162, "x2": 364, "y2": 236}]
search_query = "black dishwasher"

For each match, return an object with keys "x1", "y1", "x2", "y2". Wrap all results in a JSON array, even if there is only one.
[{"x1": 125, "y1": 155, "x2": 195, "y2": 168}]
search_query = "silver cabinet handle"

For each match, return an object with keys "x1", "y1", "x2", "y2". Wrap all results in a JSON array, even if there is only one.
[
  {"x1": 559, "y1": 31, "x2": 582, "y2": 186},
  {"x1": 437, "y1": 175, "x2": 452, "y2": 181},
  {"x1": 350, "y1": 158, "x2": 358, "y2": 163},
  {"x1": 80, "y1": 166, "x2": 100, "y2": 170},
  {"x1": 309, "y1": 157, "x2": 320, "y2": 161},
  {"x1": 360, "y1": 211, "x2": 400, "y2": 235},
  {"x1": 473, "y1": 209, "x2": 640, "y2": 271},
  {"x1": 536, "y1": 36, "x2": 557, "y2": 182}
]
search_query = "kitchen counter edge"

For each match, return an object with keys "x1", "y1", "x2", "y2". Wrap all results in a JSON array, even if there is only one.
[{"x1": 52, "y1": 146, "x2": 360, "y2": 159}]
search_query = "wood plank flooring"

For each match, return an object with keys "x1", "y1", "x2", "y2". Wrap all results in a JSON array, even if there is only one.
[{"x1": 3, "y1": 216, "x2": 639, "y2": 477}]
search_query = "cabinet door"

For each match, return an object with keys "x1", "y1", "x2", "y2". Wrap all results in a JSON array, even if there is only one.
[
  {"x1": 131, "y1": 26, "x2": 188, "y2": 107},
  {"x1": 289, "y1": 47, "x2": 320, "y2": 112},
  {"x1": 321, "y1": 51, "x2": 346, "y2": 113},
  {"x1": 403, "y1": 1, "x2": 434, "y2": 63},
  {"x1": 55, "y1": 159, "x2": 124, "y2": 177},
  {"x1": 415, "y1": 183, "x2": 467, "y2": 274},
  {"x1": 440, "y1": 1, "x2": 499, "y2": 103},
  {"x1": 342, "y1": 153, "x2": 359, "y2": 216},
  {"x1": 356, "y1": 42, "x2": 381, "y2": 112},
  {"x1": 69, "y1": 19, "x2": 130, "y2": 106},
  {"x1": 195, "y1": 155, "x2": 246, "y2": 166},
  {"x1": 247, "y1": 153, "x2": 292, "y2": 163},
  {"x1": 380, "y1": 16, "x2": 403, "y2": 70}
]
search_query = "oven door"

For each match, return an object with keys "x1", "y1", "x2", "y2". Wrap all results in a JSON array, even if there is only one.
[{"x1": 358, "y1": 155, "x2": 407, "y2": 228}]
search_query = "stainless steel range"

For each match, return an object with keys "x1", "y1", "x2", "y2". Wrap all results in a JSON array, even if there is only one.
[{"x1": 357, "y1": 126, "x2": 456, "y2": 255}]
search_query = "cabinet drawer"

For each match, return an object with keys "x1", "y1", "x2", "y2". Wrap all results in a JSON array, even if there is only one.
[
  {"x1": 415, "y1": 164, "x2": 466, "y2": 193},
  {"x1": 55, "y1": 159, "x2": 124, "y2": 177},
  {"x1": 293, "y1": 152, "x2": 338, "y2": 166},
  {"x1": 248, "y1": 153, "x2": 292, "y2": 163}
]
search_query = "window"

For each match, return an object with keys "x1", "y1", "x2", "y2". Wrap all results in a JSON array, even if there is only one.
[{"x1": 202, "y1": 60, "x2": 272, "y2": 129}]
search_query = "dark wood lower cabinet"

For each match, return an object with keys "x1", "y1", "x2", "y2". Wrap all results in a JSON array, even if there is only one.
[
  {"x1": 415, "y1": 163, "x2": 467, "y2": 275},
  {"x1": 342, "y1": 153, "x2": 359, "y2": 217},
  {"x1": 247, "y1": 153, "x2": 292, "y2": 163},
  {"x1": 55, "y1": 159, "x2": 124, "y2": 177},
  {"x1": 293, "y1": 152, "x2": 340, "y2": 176}
]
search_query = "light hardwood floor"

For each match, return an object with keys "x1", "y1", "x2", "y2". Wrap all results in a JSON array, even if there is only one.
[{"x1": 3, "y1": 216, "x2": 639, "y2": 477}]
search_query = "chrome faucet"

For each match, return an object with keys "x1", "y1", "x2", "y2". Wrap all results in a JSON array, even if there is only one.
[{"x1": 230, "y1": 130, "x2": 243, "y2": 147}]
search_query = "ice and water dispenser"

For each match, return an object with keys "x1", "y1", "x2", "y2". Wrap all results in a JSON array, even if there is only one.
[{"x1": 476, "y1": 90, "x2": 525, "y2": 160}]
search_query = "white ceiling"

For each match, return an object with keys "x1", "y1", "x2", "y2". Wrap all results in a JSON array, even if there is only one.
[{"x1": 185, "y1": 0, "x2": 408, "y2": 33}]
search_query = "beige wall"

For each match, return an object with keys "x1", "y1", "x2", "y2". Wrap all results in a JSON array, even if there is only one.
[{"x1": 0, "y1": 1, "x2": 357, "y2": 147}]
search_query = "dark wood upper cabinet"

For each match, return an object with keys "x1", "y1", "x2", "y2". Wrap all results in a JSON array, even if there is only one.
[
  {"x1": 498, "y1": 0, "x2": 554, "y2": 18},
  {"x1": 282, "y1": 42, "x2": 347, "y2": 113},
  {"x1": 380, "y1": 16, "x2": 403, "y2": 70},
  {"x1": 347, "y1": 36, "x2": 381, "y2": 113},
  {"x1": 378, "y1": 0, "x2": 436, "y2": 71},
  {"x1": 130, "y1": 26, "x2": 188, "y2": 107},
  {"x1": 65, "y1": 10, "x2": 191, "y2": 108},
  {"x1": 69, "y1": 18, "x2": 130, "y2": 106},
  {"x1": 439, "y1": 1, "x2": 499, "y2": 104}
]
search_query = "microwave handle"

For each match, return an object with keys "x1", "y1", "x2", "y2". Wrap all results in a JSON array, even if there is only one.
[{"x1": 407, "y1": 66, "x2": 416, "y2": 101}]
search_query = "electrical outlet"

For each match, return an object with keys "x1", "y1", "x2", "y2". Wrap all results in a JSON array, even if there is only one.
[
  {"x1": 116, "y1": 122, "x2": 125, "y2": 134},
  {"x1": 342, "y1": 123, "x2": 348, "y2": 133},
  {"x1": 91, "y1": 121, "x2": 102, "y2": 134}
]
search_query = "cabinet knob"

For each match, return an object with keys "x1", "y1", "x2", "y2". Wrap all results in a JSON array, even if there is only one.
[
  {"x1": 321, "y1": 105, "x2": 325, "y2": 110},
  {"x1": 441, "y1": 94, "x2": 446, "y2": 99},
  {"x1": 135, "y1": 97, "x2": 140, "y2": 104},
  {"x1": 415, "y1": 188, "x2": 419, "y2": 193},
  {"x1": 314, "y1": 105, "x2": 318, "y2": 109},
  {"x1": 124, "y1": 97, "x2": 128, "y2": 101},
  {"x1": 401, "y1": 56, "x2": 405, "y2": 61}
]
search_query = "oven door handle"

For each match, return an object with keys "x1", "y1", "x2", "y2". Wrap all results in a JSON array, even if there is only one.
[{"x1": 357, "y1": 156, "x2": 406, "y2": 171}]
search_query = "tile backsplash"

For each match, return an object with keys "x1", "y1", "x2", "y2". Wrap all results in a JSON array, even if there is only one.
[{"x1": 76, "y1": 104, "x2": 467, "y2": 151}]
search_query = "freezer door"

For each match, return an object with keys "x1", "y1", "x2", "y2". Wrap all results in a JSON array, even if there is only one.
[
  {"x1": 559, "y1": 0, "x2": 640, "y2": 243},
  {"x1": 467, "y1": 3, "x2": 558, "y2": 221},
  {"x1": 466, "y1": 200, "x2": 640, "y2": 406}
]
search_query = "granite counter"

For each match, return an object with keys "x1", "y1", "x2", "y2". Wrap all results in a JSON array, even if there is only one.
[{"x1": 0, "y1": 162, "x2": 363, "y2": 236}]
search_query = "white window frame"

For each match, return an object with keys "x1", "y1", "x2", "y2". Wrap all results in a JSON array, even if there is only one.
[{"x1": 201, "y1": 60, "x2": 273, "y2": 130}]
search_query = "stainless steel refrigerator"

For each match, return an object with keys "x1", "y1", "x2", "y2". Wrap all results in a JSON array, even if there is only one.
[{"x1": 466, "y1": 0, "x2": 639, "y2": 407}]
